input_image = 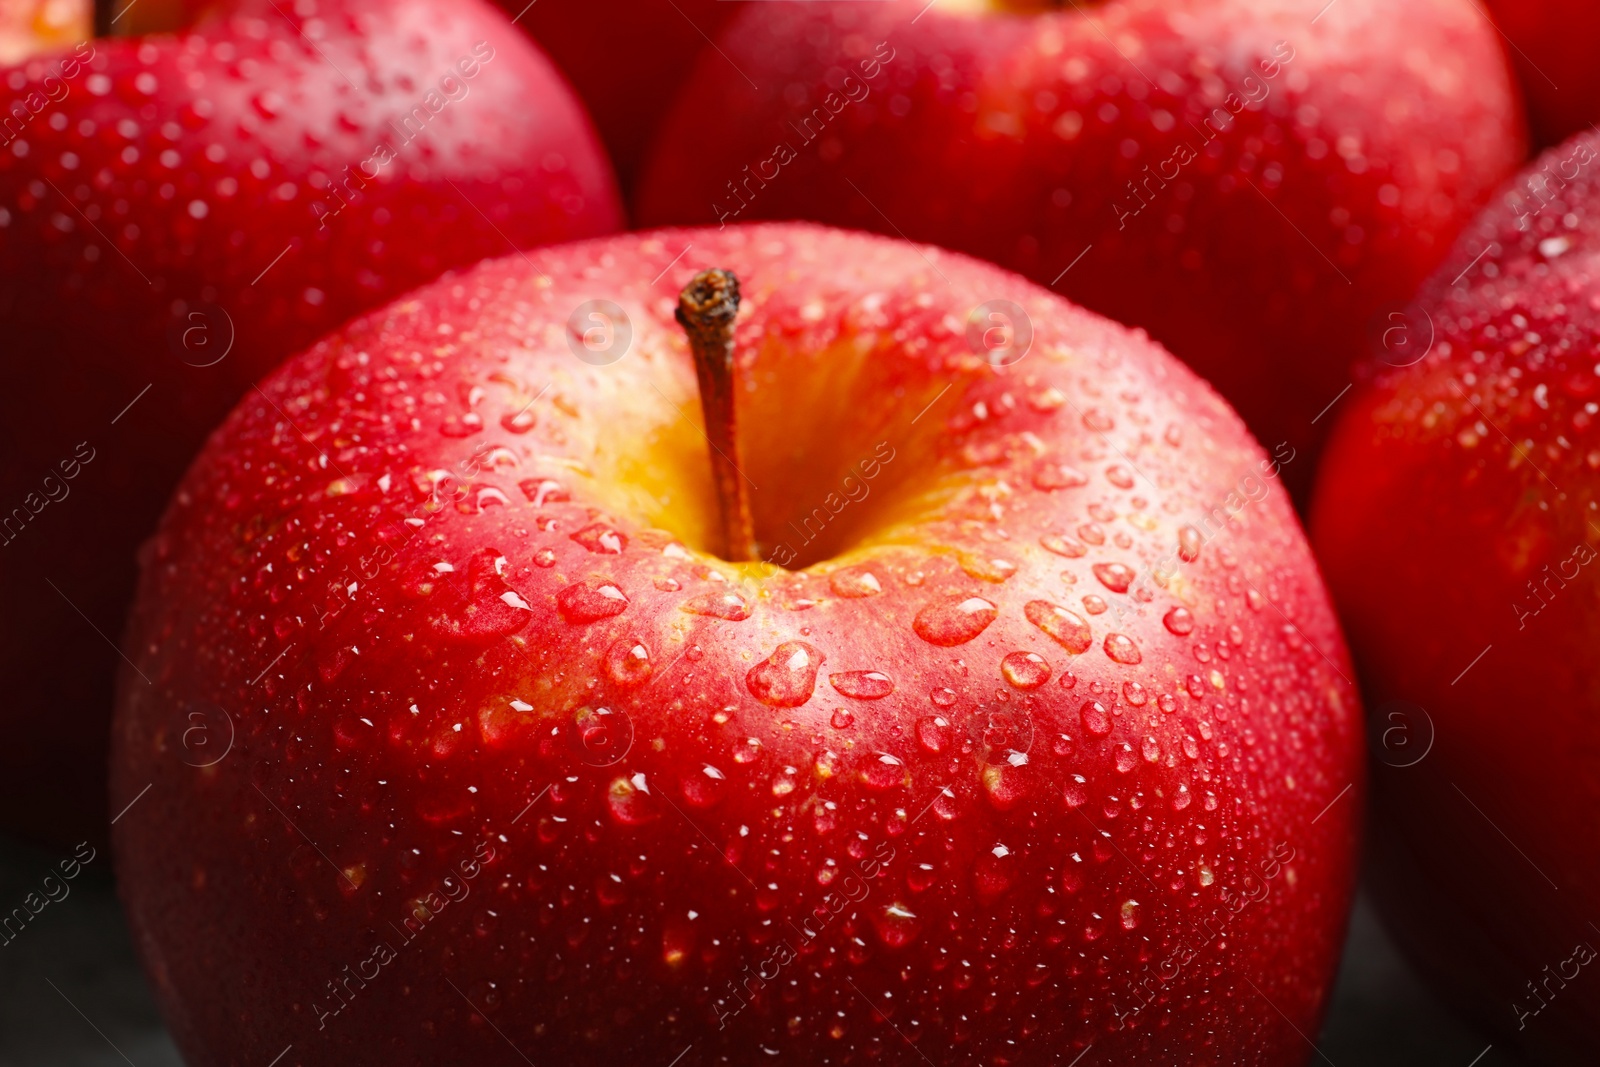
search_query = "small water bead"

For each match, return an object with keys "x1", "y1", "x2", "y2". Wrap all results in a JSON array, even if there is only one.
[
  {"x1": 1032, "y1": 461, "x2": 1090, "y2": 491},
  {"x1": 829, "y1": 567, "x2": 883, "y2": 598},
  {"x1": 959, "y1": 553, "x2": 1018, "y2": 583},
  {"x1": 1025, "y1": 600, "x2": 1092, "y2": 653},
  {"x1": 1163, "y1": 606, "x2": 1195, "y2": 635},
  {"x1": 604, "y1": 638, "x2": 652, "y2": 688},
  {"x1": 913, "y1": 596, "x2": 997, "y2": 646},
  {"x1": 1185, "y1": 674, "x2": 1207, "y2": 698},
  {"x1": 1105, "y1": 465, "x2": 1136, "y2": 489},
  {"x1": 681, "y1": 591, "x2": 751, "y2": 621},
  {"x1": 1080, "y1": 701, "x2": 1113, "y2": 736},
  {"x1": 654, "y1": 576, "x2": 681, "y2": 591},
  {"x1": 680, "y1": 765, "x2": 725, "y2": 809},
  {"x1": 501, "y1": 408, "x2": 536, "y2": 433},
  {"x1": 1104, "y1": 633, "x2": 1142, "y2": 664},
  {"x1": 916, "y1": 716, "x2": 952, "y2": 753},
  {"x1": 831, "y1": 708, "x2": 855, "y2": 729},
  {"x1": 830, "y1": 670, "x2": 895, "y2": 700},
  {"x1": 1082, "y1": 595, "x2": 1108, "y2": 615},
  {"x1": 519, "y1": 478, "x2": 569, "y2": 506},
  {"x1": 1141, "y1": 736, "x2": 1161, "y2": 762},
  {"x1": 1041, "y1": 533, "x2": 1088, "y2": 558},
  {"x1": 1178, "y1": 526, "x2": 1202, "y2": 562},
  {"x1": 1078, "y1": 522, "x2": 1106, "y2": 545},
  {"x1": 1082, "y1": 408, "x2": 1114, "y2": 432},
  {"x1": 859, "y1": 751, "x2": 909, "y2": 792},
  {"x1": 1123, "y1": 681, "x2": 1147, "y2": 706},
  {"x1": 1172, "y1": 783, "x2": 1193, "y2": 810},
  {"x1": 746, "y1": 642, "x2": 823, "y2": 707},
  {"x1": 1000, "y1": 651, "x2": 1051, "y2": 690},
  {"x1": 1093, "y1": 562, "x2": 1135, "y2": 593},
  {"x1": 1063, "y1": 774, "x2": 1089, "y2": 808},
  {"x1": 557, "y1": 579, "x2": 628, "y2": 623},
  {"x1": 606, "y1": 775, "x2": 655, "y2": 825},
  {"x1": 1120, "y1": 900, "x2": 1142, "y2": 930},
  {"x1": 1158, "y1": 693, "x2": 1178, "y2": 714},
  {"x1": 1113, "y1": 743, "x2": 1137, "y2": 773},
  {"x1": 930, "y1": 687, "x2": 959, "y2": 708},
  {"x1": 570, "y1": 522, "x2": 626, "y2": 554},
  {"x1": 873, "y1": 902, "x2": 922, "y2": 948}
]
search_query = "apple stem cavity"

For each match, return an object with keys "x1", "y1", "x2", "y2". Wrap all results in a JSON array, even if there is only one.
[{"x1": 676, "y1": 268, "x2": 758, "y2": 563}]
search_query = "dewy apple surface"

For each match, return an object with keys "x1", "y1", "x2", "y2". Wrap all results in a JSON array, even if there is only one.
[
  {"x1": 0, "y1": 0, "x2": 622, "y2": 845},
  {"x1": 112, "y1": 223, "x2": 1362, "y2": 1064}
]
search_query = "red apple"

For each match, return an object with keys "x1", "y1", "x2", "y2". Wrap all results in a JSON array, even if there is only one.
[
  {"x1": 113, "y1": 223, "x2": 1362, "y2": 1064},
  {"x1": 498, "y1": 0, "x2": 736, "y2": 193},
  {"x1": 635, "y1": 0, "x2": 1524, "y2": 498},
  {"x1": 0, "y1": 0, "x2": 621, "y2": 844},
  {"x1": 1313, "y1": 131, "x2": 1600, "y2": 1061},
  {"x1": 1483, "y1": 0, "x2": 1600, "y2": 148}
]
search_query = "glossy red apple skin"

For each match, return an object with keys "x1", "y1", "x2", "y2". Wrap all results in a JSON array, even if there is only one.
[
  {"x1": 0, "y1": 0, "x2": 621, "y2": 844},
  {"x1": 497, "y1": 0, "x2": 735, "y2": 192},
  {"x1": 113, "y1": 223, "x2": 1362, "y2": 1065},
  {"x1": 1484, "y1": 0, "x2": 1600, "y2": 148},
  {"x1": 1313, "y1": 132, "x2": 1600, "y2": 1061},
  {"x1": 636, "y1": 0, "x2": 1524, "y2": 498}
]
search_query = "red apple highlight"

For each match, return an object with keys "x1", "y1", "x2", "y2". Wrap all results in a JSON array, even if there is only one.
[
  {"x1": 1313, "y1": 131, "x2": 1600, "y2": 1063},
  {"x1": 0, "y1": 0, "x2": 622, "y2": 845},
  {"x1": 113, "y1": 223, "x2": 1362, "y2": 1064},
  {"x1": 636, "y1": 0, "x2": 1524, "y2": 497}
]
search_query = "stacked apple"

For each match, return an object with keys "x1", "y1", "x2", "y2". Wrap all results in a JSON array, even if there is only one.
[
  {"x1": 636, "y1": 0, "x2": 1525, "y2": 497},
  {"x1": 0, "y1": 0, "x2": 1586, "y2": 1063},
  {"x1": 0, "y1": 0, "x2": 619, "y2": 841}
]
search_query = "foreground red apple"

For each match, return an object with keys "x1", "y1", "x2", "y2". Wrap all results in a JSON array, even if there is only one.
[
  {"x1": 1483, "y1": 0, "x2": 1600, "y2": 147},
  {"x1": 1313, "y1": 132, "x2": 1600, "y2": 1061},
  {"x1": 499, "y1": 0, "x2": 734, "y2": 192},
  {"x1": 0, "y1": 0, "x2": 621, "y2": 844},
  {"x1": 113, "y1": 223, "x2": 1362, "y2": 1064},
  {"x1": 636, "y1": 0, "x2": 1524, "y2": 496}
]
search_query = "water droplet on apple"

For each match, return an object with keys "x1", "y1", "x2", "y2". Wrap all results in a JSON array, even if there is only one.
[
  {"x1": 1063, "y1": 774, "x2": 1088, "y2": 808},
  {"x1": 1120, "y1": 900, "x2": 1142, "y2": 930},
  {"x1": 1032, "y1": 461, "x2": 1089, "y2": 491},
  {"x1": 930, "y1": 687, "x2": 958, "y2": 707},
  {"x1": 1025, "y1": 600, "x2": 1092, "y2": 653},
  {"x1": 519, "y1": 478, "x2": 569, "y2": 506},
  {"x1": 915, "y1": 716, "x2": 951, "y2": 753},
  {"x1": 913, "y1": 596, "x2": 997, "y2": 646},
  {"x1": 1104, "y1": 633, "x2": 1142, "y2": 664},
  {"x1": 858, "y1": 751, "x2": 907, "y2": 791},
  {"x1": 1000, "y1": 651, "x2": 1050, "y2": 689},
  {"x1": 746, "y1": 642, "x2": 823, "y2": 707},
  {"x1": 1164, "y1": 606, "x2": 1195, "y2": 635},
  {"x1": 829, "y1": 567, "x2": 882, "y2": 598},
  {"x1": 681, "y1": 764, "x2": 725, "y2": 809},
  {"x1": 1093, "y1": 562, "x2": 1135, "y2": 594},
  {"x1": 830, "y1": 708, "x2": 855, "y2": 729},
  {"x1": 873, "y1": 902, "x2": 921, "y2": 947},
  {"x1": 1040, "y1": 532, "x2": 1088, "y2": 558},
  {"x1": 501, "y1": 409, "x2": 536, "y2": 433},
  {"x1": 570, "y1": 523, "x2": 626, "y2": 554},
  {"x1": 681, "y1": 591, "x2": 751, "y2": 620},
  {"x1": 1178, "y1": 525, "x2": 1202, "y2": 562},
  {"x1": 604, "y1": 638, "x2": 652, "y2": 688},
  {"x1": 830, "y1": 670, "x2": 895, "y2": 700},
  {"x1": 606, "y1": 775, "x2": 656, "y2": 824},
  {"x1": 557, "y1": 579, "x2": 629, "y2": 623},
  {"x1": 533, "y1": 549, "x2": 556, "y2": 568},
  {"x1": 1080, "y1": 701, "x2": 1112, "y2": 736}
]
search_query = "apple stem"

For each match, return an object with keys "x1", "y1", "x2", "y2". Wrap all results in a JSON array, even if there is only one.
[{"x1": 676, "y1": 268, "x2": 757, "y2": 563}]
